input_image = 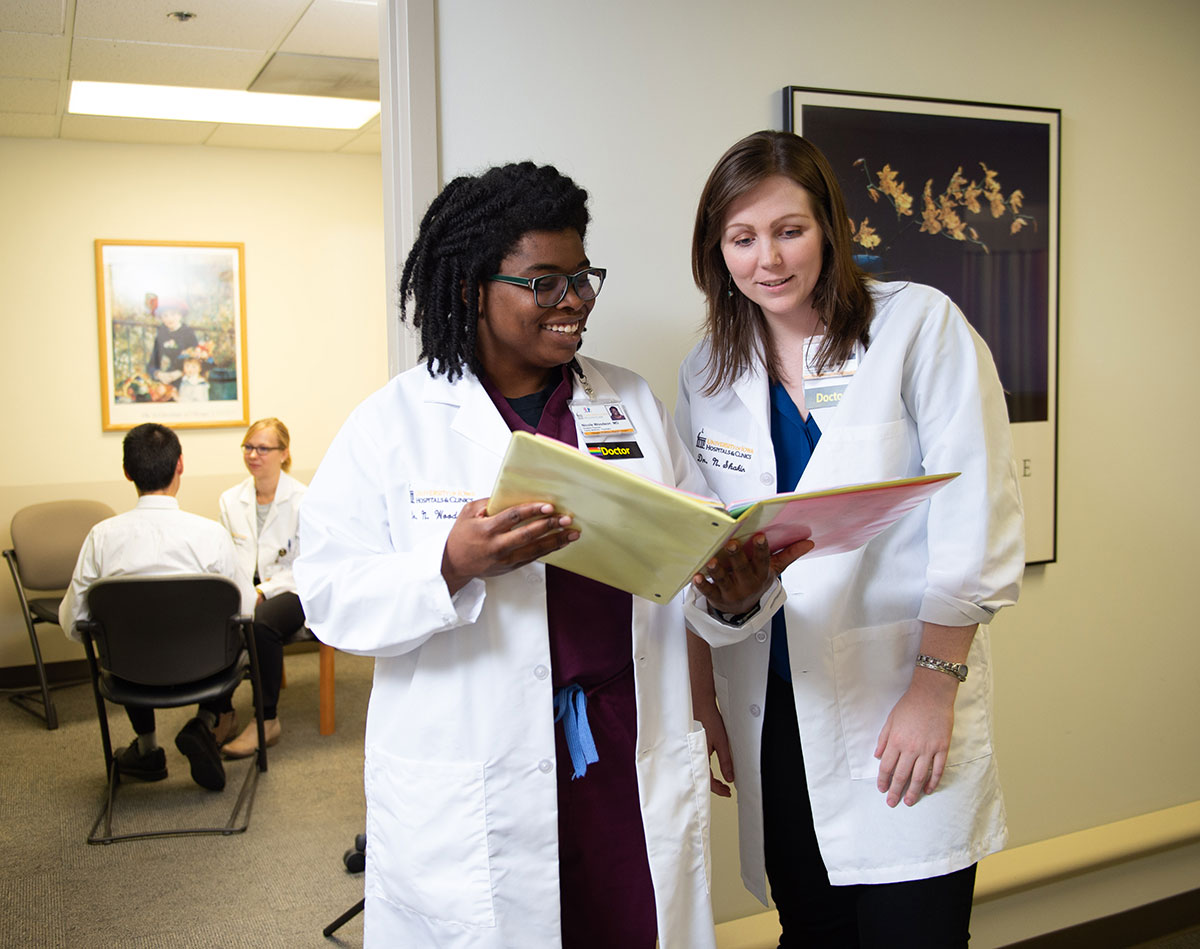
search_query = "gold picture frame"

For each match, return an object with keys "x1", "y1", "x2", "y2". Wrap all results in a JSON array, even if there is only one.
[{"x1": 95, "y1": 240, "x2": 249, "y2": 431}]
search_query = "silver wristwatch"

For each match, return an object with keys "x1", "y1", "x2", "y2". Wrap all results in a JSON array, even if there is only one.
[{"x1": 915, "y1": 653, "x2": 968, "y2": 682}]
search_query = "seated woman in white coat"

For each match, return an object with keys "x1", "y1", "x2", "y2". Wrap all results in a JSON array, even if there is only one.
[
  {"x1": 294, "y1": 162, "x2": 808, "y2": 949},
  {"x1": 218, "y1": 417, "x2": 306, "y2": 757},
  {"x1": 678, "y1": 131, "x2": 1025, "y2": 947}
]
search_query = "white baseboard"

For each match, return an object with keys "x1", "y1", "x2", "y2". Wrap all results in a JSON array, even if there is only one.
[{"x1": 714, "y1": 800, "x2": 1200, "y2": 949}]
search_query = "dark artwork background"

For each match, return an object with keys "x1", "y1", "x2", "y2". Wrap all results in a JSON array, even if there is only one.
[{"x1": 801, "y1": 104, "x2": 1051, "y2": 423}]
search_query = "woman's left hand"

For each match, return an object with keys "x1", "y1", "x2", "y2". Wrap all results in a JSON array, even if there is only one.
[
  {"x1": 873, "y1": 621, "x2": 976, "y2": 807},
  {"x1": 873, "y1": 673, "x2": 957, "y2": 807}
]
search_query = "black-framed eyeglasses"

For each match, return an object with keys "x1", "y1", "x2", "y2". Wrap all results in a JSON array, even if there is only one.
[
  {"x1": 242, "y1": 445, "x2": 283, "y2": 456},
  {"x1": 487, "y1": 267, "x2": 606, "y2": 308}
]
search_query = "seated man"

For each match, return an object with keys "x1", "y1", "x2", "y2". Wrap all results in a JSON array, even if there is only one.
[{"x1": 59, "y1": 423, "x2": 255, "y2": 791}]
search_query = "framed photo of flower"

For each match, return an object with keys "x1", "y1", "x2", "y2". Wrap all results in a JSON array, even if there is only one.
[
  {"x1": 94, "y1": 240, "x2": 249, "y2": 431},
  {"x1": 784, "y1": 86, "x2": 1059, "y2": 563}
]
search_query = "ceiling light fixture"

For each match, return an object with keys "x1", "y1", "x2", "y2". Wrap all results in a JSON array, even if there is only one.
[
  {"x1": 67, "y1": 80, "x2": 380, "y2": 130},
  {"x1": 166, "y1": 11, "x2": 197, "y2": 22}
]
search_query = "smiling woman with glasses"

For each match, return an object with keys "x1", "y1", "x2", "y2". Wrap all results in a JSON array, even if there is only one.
[
  {"x1": 294, "y1": 161, "x2": 782, "y2": 949},
  {"x1": 217, "y1": 417, "x2": 308, "y2": 759}
]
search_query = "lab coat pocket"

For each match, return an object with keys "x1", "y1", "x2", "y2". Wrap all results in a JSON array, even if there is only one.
[
  {"x1": 364, "y1": 748, "x2": 496, "y2": 927},
  {"x1": 832, "y1": 621, "x2": 916, "y2": 779},
  {"x1": 686, "y1": 725, "x2": 713, "y2": 893},
  {"x1": 807, "y1": 419, "x2": 912, "y2": 488},
  {"x1": 832, "y1": 621, "x2": 993, "y2": 780}
]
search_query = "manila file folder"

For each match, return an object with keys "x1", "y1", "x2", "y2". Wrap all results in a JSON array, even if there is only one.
[{"x1": 486, "y1": 431, "x2": 956, "y2": 602}]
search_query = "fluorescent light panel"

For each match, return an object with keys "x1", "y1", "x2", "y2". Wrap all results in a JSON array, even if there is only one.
[{"x1": 68, "y1": 80, "x2": 380, "y2": 130}]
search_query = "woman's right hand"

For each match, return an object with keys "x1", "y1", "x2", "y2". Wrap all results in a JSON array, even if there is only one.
[{"x1": 441, "y1": 498, "x2": 579, "y2": 595}]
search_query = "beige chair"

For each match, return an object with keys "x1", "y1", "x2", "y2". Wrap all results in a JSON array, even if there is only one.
[{"x1": 3, "y1": 499, "x2": 115, "y2": 729}]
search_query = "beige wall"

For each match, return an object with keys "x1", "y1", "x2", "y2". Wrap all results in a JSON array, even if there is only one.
[
  {"x1": 431, "y1": 0, "x2": 1200, "y2": 925},
  {"x1": 0, "y1": 137, "x2": 387, "y2": 668}
]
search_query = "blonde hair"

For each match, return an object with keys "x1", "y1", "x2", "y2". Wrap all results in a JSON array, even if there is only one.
[{"x1": 244, "y1": 417, "x2": 292, "y2": 472}]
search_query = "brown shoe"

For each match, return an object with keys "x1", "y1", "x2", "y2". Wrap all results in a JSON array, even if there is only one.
[
  {"x1": 221, "y1": 718, "x2": 281, "y2": 759},
  {"x1": 212, "y1": 710, "x2": 239, "y2": 746}
]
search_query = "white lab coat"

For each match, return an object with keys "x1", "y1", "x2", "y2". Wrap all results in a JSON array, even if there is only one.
[
  {"x1": 295, "y1": 354, "x2": 757, "y2": 949},
  {"x1": 218, "y1": 471, "x2": 305, "y2": 599},
  {"x1": 676, "y1": 282, "x2": 1024, "y2": 896}
]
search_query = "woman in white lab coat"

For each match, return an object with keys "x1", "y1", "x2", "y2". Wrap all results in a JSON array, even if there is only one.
[
  {"x1": 218, "y1": 417, "x2": 306, "y2": 756},
  {"x1": 294, "y1": 162, "x2": 797, "y2": 949},
  {"x1": 678, "y1": 131, "x2": 1025, "y2": 947}
]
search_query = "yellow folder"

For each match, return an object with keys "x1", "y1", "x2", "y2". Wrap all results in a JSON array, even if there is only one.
[{"x1": 486, "y1": 431, "x2": 957, "y2": 602}]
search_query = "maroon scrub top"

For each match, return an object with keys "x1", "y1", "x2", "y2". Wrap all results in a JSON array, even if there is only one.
[{"x1": 483, "y1": 365, "x2": 657, "y2": 947}]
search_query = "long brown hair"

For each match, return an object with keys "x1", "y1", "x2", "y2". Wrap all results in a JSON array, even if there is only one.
[{"x1": 691, "y1": 130, "x2": 873, "y2": 394}]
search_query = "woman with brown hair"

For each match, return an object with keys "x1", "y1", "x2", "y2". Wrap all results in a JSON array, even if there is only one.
[{"x1": 677, "y1": 130, "x2": 1025, "y2": 947}]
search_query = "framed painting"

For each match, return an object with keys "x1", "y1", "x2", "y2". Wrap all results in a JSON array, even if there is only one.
[
  {"x1": 95, "y1": 240, "x2": 249, "y2": 431},
  {"x1": 784, "y1": 86, "x2": 1059, "y2": 563}
]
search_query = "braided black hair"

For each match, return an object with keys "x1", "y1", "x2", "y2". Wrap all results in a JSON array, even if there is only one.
[{"x1": 398, "y1": 162, "x2": 590, "y2": 381}]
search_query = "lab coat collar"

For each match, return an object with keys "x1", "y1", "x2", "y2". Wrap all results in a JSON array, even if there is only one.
[
  {"x1": 571, "y1": 354, "x2": 618, "y2": 401},
  {"x1": 730, "y1": 347, "x2": 771, "y2": 435},
  {"x1": 424, "y1": 370, "x2": 512, "y2": 457}
]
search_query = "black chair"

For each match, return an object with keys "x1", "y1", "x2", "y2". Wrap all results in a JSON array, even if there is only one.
[
  {"x1": 3, "y1": 499, "x2": 115, "y2": 729},
  {"x1": 76, "y1": 574, "x2": 268, "y2": 845}
]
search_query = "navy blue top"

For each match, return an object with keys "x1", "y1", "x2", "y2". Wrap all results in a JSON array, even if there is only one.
[{"x1": 768, "y1": 381, "x2": 822, "y2": 681}]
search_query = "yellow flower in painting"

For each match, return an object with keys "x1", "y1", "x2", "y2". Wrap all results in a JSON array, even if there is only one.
[
  {"x1": 980, "y1": 163, "x2": 1001, "y2": 194},
  {"x1": 919, "y1": 179, "x2": 942, "y2": 235},
  {"x1": 851, "y1": 217, "x2": 882, "y2": 249},
  {"x1": 939, "y1": 196, "x2": 967, "y2": 240},
  {"x1": 855, "y1": 158, "x2": 1033, "y2": 254},
  {"x1": 963, "y1": 181, "x2": 983, "y2": 214},
  {"x1": 876, "y1": 165, "x2": 914, "y2": 216},
  {"x1": 947, "y1": 166, "x2": 967, "y2": 199}
]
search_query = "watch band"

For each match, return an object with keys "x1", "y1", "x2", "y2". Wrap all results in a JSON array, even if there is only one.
[
  {"x1": 710, "y1": 601, "x2": 762, "y2": 627},
  {"x1": 915, "y1": 653, "x2": 968, "y2": 682}
]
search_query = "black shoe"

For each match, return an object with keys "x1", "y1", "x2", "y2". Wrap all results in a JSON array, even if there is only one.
[
  {"x1": 175, "y1": 717, "x2": 226, "y2": 791},
  {"x1": 114, "y1": 739, "x2": 167, "y2": 782}
]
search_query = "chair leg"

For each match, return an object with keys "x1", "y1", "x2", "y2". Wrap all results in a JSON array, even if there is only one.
[{"x1": 319, "y1": 643, "x2": 335, "y2": 736}]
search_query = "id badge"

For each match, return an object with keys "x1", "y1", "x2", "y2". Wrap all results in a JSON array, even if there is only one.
[
  {"x1": 569, "y1": 399, "x2": 636, "y2": 437},
  {"x1": 802, "y1": 336, "x2": 860, "y2": 413}
]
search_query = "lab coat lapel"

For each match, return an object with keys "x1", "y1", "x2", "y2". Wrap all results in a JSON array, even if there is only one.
[
  {"x1": 236, "y1": 478, "x2": 258, "y2": 540},
  {"x1": 432, "y1": 372, "x2": 512, "y2": 457}
]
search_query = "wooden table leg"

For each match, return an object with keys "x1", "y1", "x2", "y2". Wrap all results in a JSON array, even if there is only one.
[{"x1": 319, "y1": 642, "x2": 335, "y2": 735}]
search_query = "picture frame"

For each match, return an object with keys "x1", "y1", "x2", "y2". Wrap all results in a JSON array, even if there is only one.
[
  {"x1": 95, "y1": 240, "x2": 249, "y2": 431},
  {"x1": 783, "y1": 86, "x2": 1060, "y2": 564}
]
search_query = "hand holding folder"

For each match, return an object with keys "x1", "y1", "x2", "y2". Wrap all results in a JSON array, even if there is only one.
[{"x1": 486, "y1": 432, "x2": 957, "y2": 602}]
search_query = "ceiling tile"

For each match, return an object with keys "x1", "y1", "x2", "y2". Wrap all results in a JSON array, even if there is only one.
[
  {"x1": 74, "y1": 0, "x2": 311, "y2": 50},
  {"x1": 0, "y1": 111, "x2": 59, "y2": 137},
  {"x1": 60, "y1": 112, "x2": 217, "y2": 145},
  {"x1": 0, "y1": 31, "x2": 67, "y2": 80},
  {"x1": 249, "y1": 52, "x2": 377, "y2": 100},
  {"x1": 203, "y1": 121, "x2": 358, "y2": 152},
  {"x1": 279, "y1": 0, "x2": 377, "y2": 60},
  {"x1": 0, "y1": 0, "x2": 66, "y2": 35},
  {"x1": 337, "y1": 122, "x2": 380, "y2": 154},
  {"x1": 70, "y1": 38, "x2": 267, "y2": 89},
  {"x1": 0, "y1": 77, "x2": 59, "y2": 114}
]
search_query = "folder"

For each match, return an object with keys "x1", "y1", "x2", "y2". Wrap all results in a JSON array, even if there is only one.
[{"x1": 487, "y1": 431, "x2": 957, "y2": 602}]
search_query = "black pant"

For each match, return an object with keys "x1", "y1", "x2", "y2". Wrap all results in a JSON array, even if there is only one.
[
  {"x1": 248, "y1": 591, "x2": 306, "y2": 720},
  {"x1": 761, "y1": 671, "x2": 977, "y2": 949},
  {"x1": 125, "y1": 698, "x2": 228, "y2": 736}
]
